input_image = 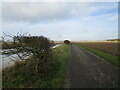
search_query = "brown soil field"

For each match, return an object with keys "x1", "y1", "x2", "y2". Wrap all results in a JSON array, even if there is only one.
[
  {"x1": 54, "y1": 41, "x2": 64, "y2": 44},
  {"x1": 1, "y1": 42, "x2": 19, "y2": 49},
  {"x1": 72, "y1": 41, "x2": 119, "y2": 56}
]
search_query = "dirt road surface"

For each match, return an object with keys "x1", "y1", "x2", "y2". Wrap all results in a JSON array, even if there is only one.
[{"x1": 67, "y1": 44, "x2": 119, "y2": 88}]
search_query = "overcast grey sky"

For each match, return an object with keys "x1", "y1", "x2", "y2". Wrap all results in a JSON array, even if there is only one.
[{"x1": 1, "y1": 0, "x2": 118, "y2": 41}]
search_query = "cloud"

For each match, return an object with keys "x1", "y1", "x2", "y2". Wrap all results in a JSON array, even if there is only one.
[
  {"x1": 2, "y1": 0, "x2": 120, "y2": 2},
  {"x1": 82, "y1": 13, "x2": 118, "y2": 21},
  {"x1": 2, "y1": 2, "x2": 117, "y2": 23},
  {"x1": 2, "y1": 2, "x2": 91, "y2": 23},
  {"x1": 2, "y1": 14, "x2": 118, "y2": 41},
  {"x1": 2, "y1": 2, "x2": 118, "y2": 41}
]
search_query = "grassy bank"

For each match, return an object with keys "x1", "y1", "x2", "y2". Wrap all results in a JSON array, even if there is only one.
[
  {"x1": 0, "y1": 73, "x2": 2, "y2": 89},
  {"x1": 3, "y1": 45, "x2": 69, "y2": 88},
  {"x1": 76, "y1": 44, "x2": 119, "y2": 67},
  {"x1": 39, "y1": 45, "x2": 69, "y2": 88}
]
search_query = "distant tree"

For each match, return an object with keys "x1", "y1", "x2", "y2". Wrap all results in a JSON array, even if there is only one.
[
  {"x1": 107, "y1": 39, "x2": 120, "y2": 41},
  {"x1": 64, "y1": 40, "x2": 70, "y2": 44}
]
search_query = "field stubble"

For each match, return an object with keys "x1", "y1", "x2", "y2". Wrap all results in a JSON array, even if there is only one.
[{"x1": 73, "y1": 41, "x2": 119, "y2": 56}]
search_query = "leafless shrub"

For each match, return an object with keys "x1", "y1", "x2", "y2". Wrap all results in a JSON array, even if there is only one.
[{"x1": 2, "y1": 32, "x2": 55, "y2": 76}]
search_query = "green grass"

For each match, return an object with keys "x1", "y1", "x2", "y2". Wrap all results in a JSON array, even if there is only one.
[
  {"x1": 76, "y1": 44, "x2": 119, "y2": 67},
  {"x1": 0, "y1": 72, "x2": 2, "y2": 89},
  {"x1": 3, "y1": 44, "x2": 69, "y2": 88},
  {"x1": 38, "y1": 44, "x2": 69, "y2": 88}
]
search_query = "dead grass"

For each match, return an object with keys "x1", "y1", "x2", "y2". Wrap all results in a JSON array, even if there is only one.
[{"x1": 54, "y1": 41, "x2": 64, "y2": 44}]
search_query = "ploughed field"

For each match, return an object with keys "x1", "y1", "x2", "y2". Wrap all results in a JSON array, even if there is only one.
[
  {"x1": 73, "y1": 41, "x2": 119, "y2": 56},
  {"x1": 1, "y1": 43, "x2": 18, "y2": 49}
]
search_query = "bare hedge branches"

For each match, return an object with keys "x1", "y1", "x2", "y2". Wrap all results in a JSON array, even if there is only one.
[
  {"x1": 2, "y1": 32, "x2": 56, "y2": 76},
  {"x1": 2, "y1": 33, "x2": 54, "y2": 60}
]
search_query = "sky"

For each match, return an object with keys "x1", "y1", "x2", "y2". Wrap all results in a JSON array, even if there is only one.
[{"x1": 0, "y1": 0, "x2": 119, "y2": 41}]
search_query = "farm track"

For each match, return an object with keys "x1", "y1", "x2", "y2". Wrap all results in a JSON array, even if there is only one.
[{"x1": 67, "y1": 44, "x2": 119, "y2": 88}]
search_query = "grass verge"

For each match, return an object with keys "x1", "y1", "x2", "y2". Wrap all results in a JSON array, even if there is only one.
[
  {"x1": 76, "y1": 44, "x2": 119, "y2": 67},
  {"x1": 3, "y1": 44, "x2": 69, "y2": 88},
  {"x1": 39, "y1": 44, "x2": 69, "y2": 88}
]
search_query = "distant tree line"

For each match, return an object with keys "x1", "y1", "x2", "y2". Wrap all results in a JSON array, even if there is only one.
[{"x1": 106, "y1": 39, "x2": 120, "y2": 41}]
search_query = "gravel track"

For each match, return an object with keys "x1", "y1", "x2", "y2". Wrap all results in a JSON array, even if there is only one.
[{"x1": 67, "y1": 44, "x2": 119, "y2": 88}]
